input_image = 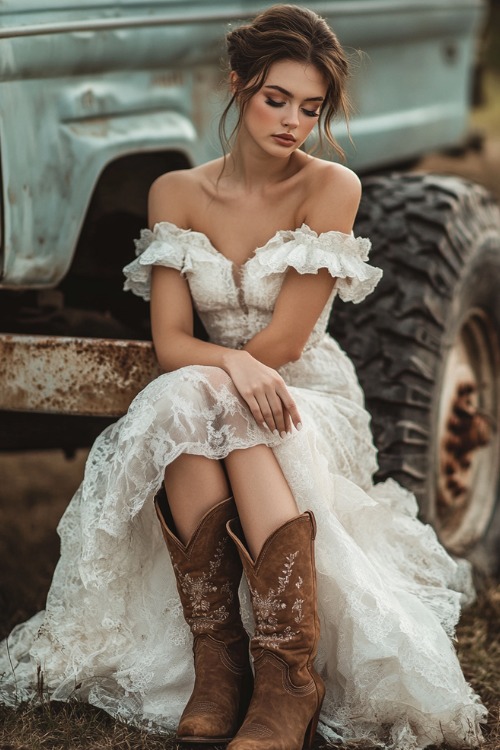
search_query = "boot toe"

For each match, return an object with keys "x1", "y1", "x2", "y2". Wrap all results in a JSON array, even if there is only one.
[{"x1": 178, "y1": 701, "x2": 235, "y2": 741}]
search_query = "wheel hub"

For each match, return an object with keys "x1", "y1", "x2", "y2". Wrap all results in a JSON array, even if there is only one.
[{"x1": 436, "y1": 310, "x2": 500, "y2": 552}]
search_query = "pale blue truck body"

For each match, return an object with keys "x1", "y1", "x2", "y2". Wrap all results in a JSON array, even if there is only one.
[{"x1": 0, "y1": 0, "x2": 483, "y2": 290}]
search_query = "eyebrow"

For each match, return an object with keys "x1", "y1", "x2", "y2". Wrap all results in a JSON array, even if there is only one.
[{"x1": 264, "y1": 84, "x2": 324, "y2": 102}]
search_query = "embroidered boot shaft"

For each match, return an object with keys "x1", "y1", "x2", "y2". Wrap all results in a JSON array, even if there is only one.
[
  {"x1": 155, "y1": 489, "x2": 253, "y2": 744},
  {"x1": 226, "y1": 511, "x2": 325, "y2": 750}
]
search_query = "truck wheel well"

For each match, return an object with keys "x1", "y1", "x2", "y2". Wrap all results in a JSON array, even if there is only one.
[{"x1": 58, "y1": 150, "x2": 191, "y2": 339}]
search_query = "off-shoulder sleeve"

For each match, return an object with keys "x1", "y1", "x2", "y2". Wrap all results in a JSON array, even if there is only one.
[
  {"x1": 122, "y1": 222, "x2": 188, "y2": 301},
  {"x1": 253, "y1": 224, "x2": 383, "y2": 304}
]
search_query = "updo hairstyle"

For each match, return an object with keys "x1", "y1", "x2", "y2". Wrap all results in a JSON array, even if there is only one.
[{"x1": 220, "y1": 4, "x2": 351, "y2": 158}]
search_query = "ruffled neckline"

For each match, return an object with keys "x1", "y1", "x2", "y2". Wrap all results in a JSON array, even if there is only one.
[
  {"x1": 151, "y1": 220, "x2": 360, "y2": 271},
  {"x1": 124, "y1": 219, "x2": 381, "y2": 304}
]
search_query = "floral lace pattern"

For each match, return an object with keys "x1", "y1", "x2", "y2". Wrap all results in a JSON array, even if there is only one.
[
  {"x1": 0, "y1": 223, "x2": 486, "y2": 749},
  {"x1": 174, "y1": 537, "x2": 231, "y2": 631},
  {"x1": 250, "y1": 551, "x2": 305, "y2": 650}
]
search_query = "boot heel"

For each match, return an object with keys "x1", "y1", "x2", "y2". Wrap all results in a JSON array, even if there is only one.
[{"x1": 303, "y1": 700, "x2": 323, "y2": 750}]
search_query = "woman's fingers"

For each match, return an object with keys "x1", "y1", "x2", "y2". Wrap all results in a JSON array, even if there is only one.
[
  {"x1": 250, "y1": 393, "x2": 282, "y2": 434},
  {"x1": 282, "y1": 409, "x2": 293, "y2": 435},
  {"x1": 264, "y1": 392, "x2": 288, "y2": 435},
  {"x1": 277, "y1": 387, "x2": 302, "y2": 431},
  {"x1": 249, "y1": 388, "x2": 301, "y2": 436},
  {"x1": 227, "y1": 352, "x2": 302, "y2": 436}
]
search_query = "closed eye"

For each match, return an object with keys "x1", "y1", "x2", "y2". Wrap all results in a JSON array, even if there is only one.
[
  {"x1": 265, "y1": 98, "x2": 285, "y2": 108},
  {"x1": 265, "y1": 98, "x2": 320, "y2": 118}
]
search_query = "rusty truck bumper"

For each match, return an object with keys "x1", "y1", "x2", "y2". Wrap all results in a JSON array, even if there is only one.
[{"x1": 0, "y1": 334, "x2": 160, "y2": 417}]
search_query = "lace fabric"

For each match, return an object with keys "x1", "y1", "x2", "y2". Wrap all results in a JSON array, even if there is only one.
[
  {"x1": 0, "y1": 223, "x2": 486, "y2": 749},
  {"x1": 123, "y1": 221, "x2": 382, "y2": 305}
]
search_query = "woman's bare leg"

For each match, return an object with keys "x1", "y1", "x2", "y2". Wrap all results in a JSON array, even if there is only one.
[
  {"x1": 164, "y1": 454, "x2": 230, "y2": 544},
  {"x1": 225, "y1": 444, "x2": 299, "y2": 560},
  {"x1": 164, "y1": 445, "x2": 298, "y2": 556}
]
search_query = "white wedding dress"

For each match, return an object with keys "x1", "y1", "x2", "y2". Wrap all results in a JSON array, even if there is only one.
[{"x1": 0, "y1": 222, "x2": 486, "y2": 749}]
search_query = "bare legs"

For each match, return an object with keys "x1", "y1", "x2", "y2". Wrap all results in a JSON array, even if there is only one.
[
  {"x1": 161, "y1": 445, "x2": 318, "y2": 748},
  {"x1": 163, "y1": 453, "x2": 230, "y2": 544},
  {"x1": 164, "y1": 445, "x2": 299, "y2": 557},
  {"x1": 225, "y1": 445, "x2": 299, "y2": 559}
]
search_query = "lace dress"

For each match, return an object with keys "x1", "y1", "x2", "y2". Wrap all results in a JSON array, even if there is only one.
[{"x1": 0, "y1": 222, "x2": 486, "y2": 749}]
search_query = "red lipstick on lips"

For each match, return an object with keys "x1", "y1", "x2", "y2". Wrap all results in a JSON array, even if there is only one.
[{"x1": 272, "y1": 133, "x2": 297, "y2": 147}]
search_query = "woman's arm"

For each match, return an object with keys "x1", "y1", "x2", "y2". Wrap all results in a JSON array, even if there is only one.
[
  {"x1": 148, "y1": 163, "x2": 360, "y2": 433},
  {"x1": 149, "y1": 171, "x2": 240, "y2": 372},
  {"x1": 243, "y1": 268, "x2": 336, "y2": 368},
  {"x1": 147, "y1": 173, "x2": 287, "y2": 373},
  {"x1": 148, "y1": 174, "x2": 301, "y2": 435},
  {"x1": 244, "y1": 164, "x2": 361, "y2": 369},
  {"x1": 150, "y1": 266, "x2": 301, "y2": 435}
]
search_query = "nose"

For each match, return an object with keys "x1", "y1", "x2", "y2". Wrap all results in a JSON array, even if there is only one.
[{"x1": 282, "y1": 105, "x2": 299, "y2": 130}]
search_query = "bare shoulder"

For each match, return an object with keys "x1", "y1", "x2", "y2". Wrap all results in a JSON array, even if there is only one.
[
  {"x1": 312, "y1": 160, "x2": 361, "y2": 198},
  {"x1": 302, "y1": 159, "x2": 361, "y2": 235},
  {"x1": 148, "y1": 160, "x2": 223, "y2": 229},
  {"x1": 148, "y1": 169, "x2": 194, "y2": 229}
]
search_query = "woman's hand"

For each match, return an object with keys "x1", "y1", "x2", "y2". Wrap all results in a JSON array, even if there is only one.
[{"x1": 223, "y1": 350, "x2": 302, "y2": 436}]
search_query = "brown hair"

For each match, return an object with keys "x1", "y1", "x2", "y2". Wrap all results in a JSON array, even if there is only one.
[{"x1": 220, "y1": 4, "x2": 351, "y2": 159}]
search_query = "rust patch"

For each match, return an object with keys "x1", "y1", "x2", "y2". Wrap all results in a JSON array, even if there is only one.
[
  {"x1": 0, "y1": 334, "x2": 161, "y2": 417},
  {"x1": 438, "y1": 381, "x2": 493, "y2": 521}
]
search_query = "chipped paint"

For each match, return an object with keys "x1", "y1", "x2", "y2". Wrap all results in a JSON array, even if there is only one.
[{"x1": 0, "y1": 334, "x2": 161, "y2": 416}]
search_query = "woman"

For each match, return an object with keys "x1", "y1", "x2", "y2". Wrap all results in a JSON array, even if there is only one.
[{"x1": 0, "y1": 5, "x2": 486, "y2": 749}]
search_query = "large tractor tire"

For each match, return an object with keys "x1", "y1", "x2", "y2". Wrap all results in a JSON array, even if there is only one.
[{"x1": 332, "y1": 173, "x2": 500, "y2": 574}]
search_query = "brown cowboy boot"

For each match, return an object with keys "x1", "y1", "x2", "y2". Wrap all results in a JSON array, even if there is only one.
[
  {"x1": 226, "y1": 511, "x2": 325, "y2": 750},
  {"x1": 155, "y1": 488, "x2": 253, "y2": 744}
]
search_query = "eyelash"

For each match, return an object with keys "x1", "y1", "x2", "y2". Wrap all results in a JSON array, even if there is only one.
[{"x1": 264, "y1": 98, "x2": 320, "y2": 118}]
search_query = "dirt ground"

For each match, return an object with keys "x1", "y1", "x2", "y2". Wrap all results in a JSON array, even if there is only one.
[
  {"x1": 0, "y1": 449, "x2": 89, "y2": 638},
  {"x1": 419, "y1": 135, "x2": 500, "y2": 201}
]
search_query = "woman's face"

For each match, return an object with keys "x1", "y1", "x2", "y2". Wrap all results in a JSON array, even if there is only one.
[{"x1": 237, "y1": 59, "x2": 327, "y2": 156}]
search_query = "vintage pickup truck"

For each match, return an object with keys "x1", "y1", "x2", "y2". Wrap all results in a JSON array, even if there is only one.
[{"x1": 1, "y1": 0, "x2": 499, "y2": 572}]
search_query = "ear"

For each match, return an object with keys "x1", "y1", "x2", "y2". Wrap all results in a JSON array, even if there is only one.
[{"x1": 229, "y1": 70, "x2": 239, "y2": 95}]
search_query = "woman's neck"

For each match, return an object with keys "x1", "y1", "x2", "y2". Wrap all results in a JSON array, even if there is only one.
[{"x1": 224, "y1": 136, "x2": 301, "y2": 194}]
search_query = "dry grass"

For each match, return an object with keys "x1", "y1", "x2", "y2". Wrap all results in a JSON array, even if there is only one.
[
  {"x1": 0, "y1": 451, "x2": 499, "y2": 749},
  {"x1": 0, "y1": 584, "x2": 499, "y2": 749},
  {"x1": 454, "y1": 582, "x2": 500, "y2": 748},
  {"x1": 0, "y1": 700, "x2": 176, "y2": 750}
]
